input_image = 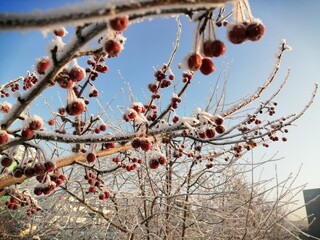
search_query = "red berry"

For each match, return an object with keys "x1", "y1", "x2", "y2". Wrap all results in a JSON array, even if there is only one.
[
  {"x1": 53, "y1": 28, "x2": 66, "y2": 37},
  {"x1": 215, "y1": 125, "x2": 225, "y2": 134},
  {"x1": 21, "y1": 128, "x2": 34, "y2": 140},
  {"x1": 211, "y1": 40, "x2": 226, "y2": 57},
  {"x1": 140, "y1": 139, "x2": 151, "y2": 152},
  {"x1": 206, "y1": 128, "x2": 216, "y2": 139},
  {"x1": 66, "y1": 100, "x2": 85, "y2": 116},
  {"x1": 13, "y1": 166, "x2": 24, "y2": 178},
  {"x1": 100, "y1": 124, "x2": 107, "y2": 131},
  {"x1": 48, "y1": 119, "x2": 55, "y2": 126},
  {"x1": 198, "y1": 131, "x2": 207, "y2": 139},
  {"x1": 104, "y1": 191, "x2": 111, "y2": 199},
  {"x1": 34, "y1": 163, "x2": 46, "y2": 175},
  {"x1": 1, "y1": 157, "x2": 13, "y2": 167},
  {"x1": 131, "y1": 138, "x2": 141, "y2": 149},
  {"x1": 69, "y1": 66, "x2": 85, "y2": 82},
  {"x1": 104, "y1": 40, "x2": 121, "y2": 57},
  {"x1": 187, "y1": 53, "x2": 202, "y2": 71},
  {"x1": 36, "y1": 58, "x2": 50, "y2": 74},
  {"x1": 44, "y1": 161, "x2": 56, "y2": 172},
  {"x1": 227, "y1": 24, "x2": 248, "y2": 44},
  {"x1": 203, "y1": 40, "x2": 226, "y2": 57},
  {"x1": 24, "y1": 167, "x2": 35, "y2": 177},
  {"x1": 105, "y1": 142, "x2": 115, "y2": 149},
  {"x1": 215, "y1": 116, "x2": 224, "y2": 126},
  {"x1": 99, "y1": 193, "x2": 106, "y2": 200},
  {"x1": 88, "y1": 178, "x2": 95, "y2": 185},
  {"x1": 246, "y1": 22, "x2": 265, "y2": 41},
  {"x1": 200, "y1": 58, "x2": 215, "y2": 75},
  {"x1": 109, "y1": 16, "x2": 128, "y2": 32},
  {"x1": 29, "y1": 120, "x2": 42, "y2": 131},
  {"x1": 34, "y1": 187, "x2": 43, "y2": 196},
  {"x1": 206, "y1": 163, "x2": 213, "y2": 169},
  {"x1": 89, "y1": 186, "x2": 96, "y2": 193},
  {"x1": 56, "y1": 77, "x2": 73, "y2": 89},
  {"x1": 86, "y1": 152, "x2": 96, "y2": 163},
  {"x1": 149, "y1": 158, "x2": 159, "y2": 169},
  {"x1": 0, "y1": 130, "x2": 9, "y2": 145},
  {"x1": 158, "y1": 155, "x2": 167, "y2": 165}
]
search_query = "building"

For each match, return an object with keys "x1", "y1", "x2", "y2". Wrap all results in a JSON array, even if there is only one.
[{"x1": 302, "y1": 188, "x2": 320, "y2": 238}]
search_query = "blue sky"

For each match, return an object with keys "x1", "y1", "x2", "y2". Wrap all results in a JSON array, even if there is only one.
[{"x1": 0, "y1": 0, "x2": 319, "y2": 218}]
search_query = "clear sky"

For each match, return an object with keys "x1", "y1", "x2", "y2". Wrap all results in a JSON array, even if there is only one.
[{"x1": 0, "y1": 0, "x2": 319, "y2": 219}]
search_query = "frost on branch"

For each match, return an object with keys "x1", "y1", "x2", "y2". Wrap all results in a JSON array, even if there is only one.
[{"x1": 0, "y1": 1, "x2": 318, "y2": 238}]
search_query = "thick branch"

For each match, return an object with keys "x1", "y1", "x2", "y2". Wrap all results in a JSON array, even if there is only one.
[{"x1": 0, "y1": 0, "x2": 232, "y2": 31}]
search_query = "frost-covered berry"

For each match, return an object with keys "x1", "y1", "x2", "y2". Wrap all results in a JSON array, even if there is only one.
[
  {"x1": 149, "y1": 158, "x2": 159, "y2": 169},
  {"x1": 104, "y1": 40, "x2": 121, "y2": 57},
  {"x1": 36, "y1": 58, "x2": 50, "y2": 75},
  {"x1": 21, "y1": 128, "x2": 34, "y2": 140},
  {"x1": 53, "y1": 27, "x2": 67, "y2": 37},
  {"x1": 200, "y1": 58, "x2": 215, "y2": 75},
  {"x1": 66, "y1": 100, "x2": 86, "y2": 116},
  {"x1": 158, "y1": 155, "x2": 167, "y2": 165},
  {"x1": 69, "y1": 66, "x2": 86, "y2": 82},
  {"x1": 0, "y1": 102, "x2": 12, "y2": 113},
  {"x1": 140, "y1": 139, "x2": 151, "y2": 152},
  {"x1": 27, "y1": 115, "x2": 43, "y2": 131},
  {"x1": 227, "y1": 24, "x2": 247, "y2": 44},
  {"x1": 0, "y1": 130, "x2": 9, "y2": 145},
  {"x1": 246, "y1": 22, "x2": 265, "y2": 41},
  {"x1": 109, "y1": 16, "x2": 128, "y2": 32},
  {"x1": 187, "y1": 53, "x2": 202, "y2": 71}
]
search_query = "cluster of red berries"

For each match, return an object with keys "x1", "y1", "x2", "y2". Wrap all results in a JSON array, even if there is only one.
[
  {"x1": 0, "y1": 90, "x2": 10, "y2": 98},
  {"x1": 145, "y1": 104, "x2": 158, "y2": 122},
  {"x1": 171, "y1": 95, "x2": 182, "y2": 109},
  {"x1": 149, "y1": 154, "x2": 167, "y2": 169},
  {"x1": 227, "y1": 21, "x2": 265, "y2": 44},
  {"x1": 103, "y1": 142, "x2": 115, "y2": 150},
  {"x1": 12, "y1": 161, "x2": 56, "y2": 179},
  {"x1": 34, "y1": 171, "x2": 66, "y2": 196},
  {"x1": 5, "y1": 194, "x2": 40, "y2": 216},
  {"x1": 0, "y1": 83, "x2": 19, "y2": 98},
  {"x1": 23, "y1": 74, "x2": 39, "y2": 90},
  {"x1": 94, "y1": 123, "x2": 107, "y2": 134},
  {"x1": 131, "y1": 138, "x2": 152, "y2": 152},
  {"x1": 20, "y1": 116, "x2": 44, "y2": 140},
  {"x1": 186, "y1": 38, "x2": 226, "y2": 75},
  {"x1": 84, "y1": 171, "x2": 111, "y2": 200},
  {"x1": 233, "y1": 144, "x2": 243, "y2": 158},
  {"x1": 86, "y1": 57, "x2": 108, "y2": 82}
]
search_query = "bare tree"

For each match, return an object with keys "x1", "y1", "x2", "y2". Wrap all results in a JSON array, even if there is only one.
[{"x1": 0, "y1": 0, "x2": 318, "y2": 239}]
